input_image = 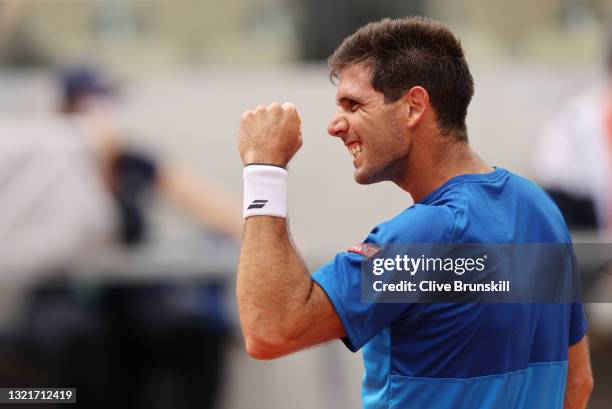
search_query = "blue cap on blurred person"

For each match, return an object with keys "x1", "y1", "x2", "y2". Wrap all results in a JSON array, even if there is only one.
[{"x1": 59, "y1": 66, "x2": 115, "y2": 102}]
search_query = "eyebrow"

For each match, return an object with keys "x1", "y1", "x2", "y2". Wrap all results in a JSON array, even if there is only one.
[{"x1": 336, "y1": 96, "x2": 362, "y2": 106}]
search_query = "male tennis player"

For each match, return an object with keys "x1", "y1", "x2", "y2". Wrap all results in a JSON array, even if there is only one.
[{"x1": 237, "y1": 16, "x2": 593, "y2": 409}]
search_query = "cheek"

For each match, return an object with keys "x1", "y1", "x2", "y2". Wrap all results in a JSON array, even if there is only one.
[
  {"x1": 384, "y1": 115, "x2": 407, "y2": 145},
  {"x1": 355, "y1": 112, "x2": 405, "y2": 155},
  {"x1": 353, "y1": 116, "x2": 377, "y2": 142}
]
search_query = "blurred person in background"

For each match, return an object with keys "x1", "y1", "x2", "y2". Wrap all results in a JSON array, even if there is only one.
[
  {"x1": 58, "y1": 65, "x2": 242, "y2": 243},
  {"x1": 0, "y1": 65, "x2": 241, "y2": 409},
  {"x1": 532, "y1": 28, "x2": 612, "y2": 343},
  {"x1": 532, "y1": 28, "x2": 612, "y2": 239}
]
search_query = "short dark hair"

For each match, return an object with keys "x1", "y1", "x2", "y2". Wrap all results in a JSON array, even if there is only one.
[{"x1": 329, "y1": 16, "x2": 474, "y2": 139}]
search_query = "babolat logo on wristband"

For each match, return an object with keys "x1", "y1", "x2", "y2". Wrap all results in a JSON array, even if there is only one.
[
  {"x1": 243, "y1": 165, "x2": 288, "y2": 218},
  {"x1": 247, "y1": 199, "x2": 268, "y2": 210}
]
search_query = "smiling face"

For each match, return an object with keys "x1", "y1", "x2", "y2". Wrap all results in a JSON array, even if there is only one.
[{"x1": 327, "y1": 64, "x2": 411, "y2": 185}]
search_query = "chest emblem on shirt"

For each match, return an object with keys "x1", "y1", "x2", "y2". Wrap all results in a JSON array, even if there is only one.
[{"x1": 348, "y1": 243, "x2": 380, "y2": 258}]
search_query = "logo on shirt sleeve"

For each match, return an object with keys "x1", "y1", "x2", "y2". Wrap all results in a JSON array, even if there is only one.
[{"x1": 348, "y1": 243, "x2": 380, "y2": 258}]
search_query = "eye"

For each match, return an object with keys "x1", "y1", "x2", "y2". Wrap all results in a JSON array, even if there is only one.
[{"x1": 340, "y1": 99, "x2": 360, "y2": 113}]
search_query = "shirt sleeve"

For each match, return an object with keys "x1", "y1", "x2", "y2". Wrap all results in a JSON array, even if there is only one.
[
  {"x1": 569, "y1": 302, "x2": 587, "y2": 346},
  {"x1": 311, "y1": 249, "x2": 408, "y2": 352},
  {"x1": 311, "y1": 205, "x2": 456, "y2": 352}
]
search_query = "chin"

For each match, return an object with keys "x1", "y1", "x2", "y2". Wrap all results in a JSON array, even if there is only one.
[
  {"x1": 354, "y1": 175, "x2": 371, "y2": 185},
  {"x1": 354, "y1": 168, "x2": 381, "y2": 185},
  {"x1": 354, "y1": 160, "x2": 401, "y2": 185}
]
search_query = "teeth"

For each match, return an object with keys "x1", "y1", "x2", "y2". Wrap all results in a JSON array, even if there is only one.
[{"x1": 348, "y1": 144, "x2": 362, "y2": 158}]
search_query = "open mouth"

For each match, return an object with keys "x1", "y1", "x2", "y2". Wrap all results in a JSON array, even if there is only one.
[{"x1": 348, "y1": 143, "x2": 363, "y2": 159}]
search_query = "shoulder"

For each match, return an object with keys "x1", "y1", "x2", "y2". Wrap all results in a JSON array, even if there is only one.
[
  {"x1": 366, "y1": 204, "x2": 457, "y2": 245},
  {"x1": 501, "y1": 170, "x2": 572, "y2": 241},
  {"x1": 506, "y1": 170, "x2": 560, "y2": 207}
]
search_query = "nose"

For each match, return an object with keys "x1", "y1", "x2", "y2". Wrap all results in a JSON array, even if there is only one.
[{"x1": 327, "y1": 112, "x2": 349, "y2": 138}]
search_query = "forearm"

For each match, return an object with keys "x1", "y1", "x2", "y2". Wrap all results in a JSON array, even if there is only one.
[
  {"x1": 236, "y1": 102, "x2": 341, "y2": 358},
  {"x1": 237, "y1": 216, "x2": 313, "y2": 350},
  {"x1": 564, "y1": 336, "x2": 594, "y2": 409},
  {"x1": 564, "y1": 377, "x2": 593, "y2": 409}
]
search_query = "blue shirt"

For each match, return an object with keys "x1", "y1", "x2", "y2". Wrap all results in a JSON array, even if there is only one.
[{"x1": 311, "y1": 168, "x2": 587, "y2": 409}]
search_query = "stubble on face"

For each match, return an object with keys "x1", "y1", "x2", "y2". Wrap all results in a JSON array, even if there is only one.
[
  {"x1": 334, "y1": 64, "x2": 411, "y2": 186},
  {"x1": 353, "y1": 100, "x2": 410, "y2": 186}
]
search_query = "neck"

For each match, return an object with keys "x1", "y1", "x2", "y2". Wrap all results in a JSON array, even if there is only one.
[{"x1": 396, "y1": 134, "x2": 493, "y2": 203}]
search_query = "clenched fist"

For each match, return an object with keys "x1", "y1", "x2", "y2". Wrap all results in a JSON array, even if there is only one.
[{"x1": 239, "y1": 102, "x2": 302, "y2": 168}]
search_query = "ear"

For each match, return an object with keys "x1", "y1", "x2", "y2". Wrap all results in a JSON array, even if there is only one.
[{"x1": 401, "y1": 86, "x2": 429, "y2": 128}]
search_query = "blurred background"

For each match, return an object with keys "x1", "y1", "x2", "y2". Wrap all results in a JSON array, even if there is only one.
[{"x1": 0, "y1": 0, "x2": 611, "y2": 408}]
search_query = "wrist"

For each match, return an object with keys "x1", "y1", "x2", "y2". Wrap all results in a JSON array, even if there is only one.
[
  {"x1": 243, "y1": 164, "x2": 288, "y2": 219},
  {"x1": 244, "y1": 162, "x2": 286, "y2": 169},
  {"x1": 242, "y1": 154, "x2": 288, "y2": 168}
]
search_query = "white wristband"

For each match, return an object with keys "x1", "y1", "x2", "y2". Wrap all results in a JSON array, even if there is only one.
[{"x1": 243, "y1": 164, "x2": 288, "y2": 219}]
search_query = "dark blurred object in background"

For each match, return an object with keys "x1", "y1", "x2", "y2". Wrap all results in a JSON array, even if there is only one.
[
  {"x1": 0, "y1": 0, "x2": 49, "y2": 66},
  {"x1": 298, "y1": 0, "x2": 424, "y2": 60},
  {"x1": 18, "y1": 278, "x2": 229, "y2": 409},
  {"x1": 59, "y1": 66, "x2": 117, "y2": 113}
]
